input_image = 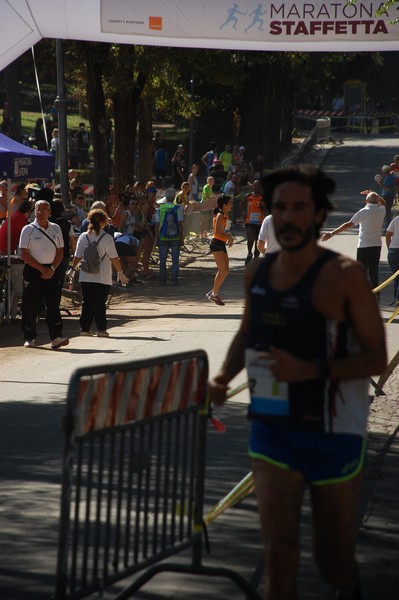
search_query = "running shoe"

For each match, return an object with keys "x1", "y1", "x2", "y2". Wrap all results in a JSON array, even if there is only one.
[
  {"x1": 96, "y1": 331, "x2": 110, "y2": 338},
  {"x1": 80, "y1": 331, "x2": 93, "y2": 336},
  {"x1": 24, "y1": 339, "x2": 36, "y2": 348},
  {"x1": 207, "y1": 291, "x2": 225, "y2": 306},
  {"x1": 211, "y1": 294, "x2": 225, "y2": 306},
  {"x1": 51, "y1": 337, "x2": 70, "y2": 349}
]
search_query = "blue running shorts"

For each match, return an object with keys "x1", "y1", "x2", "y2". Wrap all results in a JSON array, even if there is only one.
[{"x1": 249, "y1": 420, "x2": 366, "y2": 485}]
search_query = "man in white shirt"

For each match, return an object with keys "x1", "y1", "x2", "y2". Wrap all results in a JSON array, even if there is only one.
[
  {"x1": 19, "y1": 200, "x2": 69, "y2": 349},
  {"x1": 321, "y1": 191, "x2": 385, "y2": 289},
  {"x1": 257, "y1": 214, "x2": 281, "y2": 255}
]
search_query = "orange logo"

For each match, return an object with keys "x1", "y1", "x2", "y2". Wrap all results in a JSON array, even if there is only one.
[{"x1": 149, "y1": 16, "x2": 162, "y2": 31}]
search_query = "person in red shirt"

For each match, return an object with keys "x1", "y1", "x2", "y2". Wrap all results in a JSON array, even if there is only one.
[{"x1": 0, "y1": 200, "x2": 32, "y2": 255}]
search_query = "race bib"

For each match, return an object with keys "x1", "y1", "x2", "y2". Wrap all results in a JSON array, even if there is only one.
[
  {"x1": 245, "y1": 349, "x2": 289, "y2": 417},
  {"x1": 249, "y1": 212, "x2": 261, "y2": 224}
]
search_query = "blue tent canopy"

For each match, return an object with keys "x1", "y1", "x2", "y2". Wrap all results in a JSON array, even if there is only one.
[{"x1": 0, "y1": 133, "x2": 55, "y2": 180}]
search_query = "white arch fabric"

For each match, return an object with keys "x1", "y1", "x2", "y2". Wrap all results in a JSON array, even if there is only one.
[{"x1": 1, "y1": 0, "x2": 399, "y2": 71}]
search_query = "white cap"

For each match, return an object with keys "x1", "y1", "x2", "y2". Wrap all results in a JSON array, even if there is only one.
[{"x1": 156, "y1": 188, "x2": 175, "y2": 204}]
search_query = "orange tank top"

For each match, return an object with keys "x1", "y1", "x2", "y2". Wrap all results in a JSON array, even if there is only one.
[
  {"x1": 213, "y1": 213, "x2": 228, "y2": 242},
  {"x1": 245, "y1": 194, "x2": 265, "y2": 225}
]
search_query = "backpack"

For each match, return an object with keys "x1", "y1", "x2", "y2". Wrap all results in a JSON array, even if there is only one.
[
  {"x1": 160, "y1": 205, "x2": 179, "y2": 239},
  {"x1": 80, "y1": 232, "x2": 106, "y2": 273}
]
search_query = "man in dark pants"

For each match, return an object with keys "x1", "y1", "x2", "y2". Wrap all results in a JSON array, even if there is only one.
[
  {"x1": 321, "y1": 190, "x2": 385, "y2": 290},
  {"x1": 208, "y1": 166, "x2": 386, "y2": 599},
  {"x1": 19, "y1": 200, "x2": 69, "y2": 349}
]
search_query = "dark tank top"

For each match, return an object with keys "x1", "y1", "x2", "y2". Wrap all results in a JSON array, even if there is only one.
[{"x1": 248, "y1": 249, "x2": 349, "y2": 431}]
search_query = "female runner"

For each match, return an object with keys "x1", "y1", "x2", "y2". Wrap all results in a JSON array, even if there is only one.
[{"x1": 206, "y1": 194, "x2": 234, "y2": 306}]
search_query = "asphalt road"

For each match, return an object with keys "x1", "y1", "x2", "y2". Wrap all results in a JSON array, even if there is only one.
[{"x1": 1, "y1": 133, "x2": 398, "y2": 599}]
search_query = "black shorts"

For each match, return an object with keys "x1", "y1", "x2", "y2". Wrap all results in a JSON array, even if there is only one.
[
  {"x1": 210, "y1": 238, "x2": 227, "y2": 253},
  {"x1": 245, "y1": 223, "x2": 262, "y2": 234},
  {"x1": 116, "y1": 242, "x2": 137, "y2": 257}
]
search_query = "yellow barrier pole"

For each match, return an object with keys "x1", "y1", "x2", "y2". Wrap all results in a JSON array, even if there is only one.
[
  {"x1": 204, "y1": 471, "x2": 255, "y2": 526},
  {"x1": 372, "y1": 269, "x2": 399, "y2": 325},
  {"x1": 372, "y1": 269, "x2": 399, "y2": 294}
]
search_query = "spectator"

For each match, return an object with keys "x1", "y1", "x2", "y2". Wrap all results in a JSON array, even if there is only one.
[
  {"x1": 151, "y1": 130, "x2": 162, "y2": 156},
  {"x1": 155, "y1": 188, "x2": 184, "y2": 286},
  {"x1": 77, "y1": 122, "x2": 91, "y2": 169},
  {"x1": 70, "y1": 187, "x2": 87, "y2": 233},
  {"x1": 154, "y1": 143, "x2": 168, "y2": 189},
  {"x1": 201, "y1": 141, "x2": 218, "y2": 175},
  {"x1": 10, "y1": 183, "x2": 28, "y2": 215},
  {"x1": 321, "y1": 190, "x2": 385, "y2": 289},
  {"x1": 114, "y1": 232, "x2": 140, "y2": 285},
  {"x1": 0, "y1": 200, "x2": 31, "y2": 255},
  {"x1": 33, "y1": 118, "x2": 47, "y2": 151},
  {"x1": 188, "y1": 164, "x2": 200, "y2": 201},
  {"x1": 257, "y1": 214, "x2": 281, "y2": 256},
  {"x1": 250, "y1": 154, "x2": 264, "y2": 179},
  {"x1": 112, "y1": 192, "x2": 130, "y2": 230},
  {"x1": 0, "y1": 180, "x2": 8, "y2": 222},
  {"x1": 50, "y1": 128, "x2": 60, "y2": 169},
  {"x1": 140, "y1": 183, "x2": 158, "y2": 279},
  {"x1": 209, "y1": 159, "x2": 225, "y2": 191},
  {"x1": 377, "y1": 164, "x2": 396, "y2": 231},
  {"x1": 49, "y1": 198, "x2": 76, "y2": 307},
  {"x1": 174, "y1": 182, "x2": 190, "y2": 208},
  {"x1": 386, "y1": 214, "x2": 399, "y2": 305},
  {"x1": 71, "y1": 208, "x2": 128, "y2": 336},
  {"x1": 171, "y1": 149, "x2": 185, "y2": 190},
  {"x1": 19, "y1": 200, "x2": 68, "y2": 349},
  {"x1": 201, "y1": 176, "x2": 215, "y2": 203},
  {"x1": 68, "y1": 132, "x2": 79, "y2": 169},
  {"x1": 219, "y1": 144, "x2": 233, "y2": 173}
]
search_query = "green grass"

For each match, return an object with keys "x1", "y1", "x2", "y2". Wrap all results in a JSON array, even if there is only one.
[{"x1": 21, "y1": 111, "x2": 88, "y2": 136}]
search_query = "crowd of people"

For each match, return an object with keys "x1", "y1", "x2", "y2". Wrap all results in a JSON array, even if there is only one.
[{"x1": 1, "y1": 136, "x2": 399, "y2": 347}]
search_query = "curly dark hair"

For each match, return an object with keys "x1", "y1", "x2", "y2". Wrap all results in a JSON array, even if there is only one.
[{"x1": 261, "y1": 165, "x2": 336, "y2": 213}]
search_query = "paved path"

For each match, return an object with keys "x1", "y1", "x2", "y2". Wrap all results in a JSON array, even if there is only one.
[{"x1": 0, "y1": 134, "x2": 398, "y2": 598}]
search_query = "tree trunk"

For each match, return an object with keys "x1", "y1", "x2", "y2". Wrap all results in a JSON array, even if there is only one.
[
  {"x1": 112, "y1": 47, "x2": 147, "y2": 194},
  {"x1": 84, "y1": 43, "x2": 111, "y2": 202},
  {"x1": 3, "y1": 60, "x2": 22, "y2": 141},
  {"x1": 262, "y1": 65, "x2": 285, "y2": 168},
  {"x1": 237, "y1": 66, "x2": 267, "y2": 160},
  {"x1": 138, "y1": 95, "x2": 153, "y2": 183}
]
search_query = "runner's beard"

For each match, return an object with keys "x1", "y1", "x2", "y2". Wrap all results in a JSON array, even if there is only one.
[{"x1": 276, "y1": 223, "x2": 317, "y2": 252}]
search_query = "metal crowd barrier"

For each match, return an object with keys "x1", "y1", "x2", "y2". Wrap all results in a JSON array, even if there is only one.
[
  {"x1": 54, "y1": 351, "x2": 261, "y2": 600},
  {"x1": 183, "y1": 199, "x2": 215, "y2": 239}
]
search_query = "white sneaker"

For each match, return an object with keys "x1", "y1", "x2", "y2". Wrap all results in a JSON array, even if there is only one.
[
  {"x1": 96, "y1": 331, "x2": 110, "y2": 338},
  {"x1": 80, "y1": 331, "x2": 93, "y2": 336},
  {"x1": 51, "y1": 337, "x2": 70, "y2": 349},
  {"x1": 24, "y1": 339, "x2": 36, "y2": 348}
]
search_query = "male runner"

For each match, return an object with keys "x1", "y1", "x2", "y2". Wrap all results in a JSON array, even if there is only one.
[{"x1": 208, "y1": 165, "x2": 387, "y2": 600}]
